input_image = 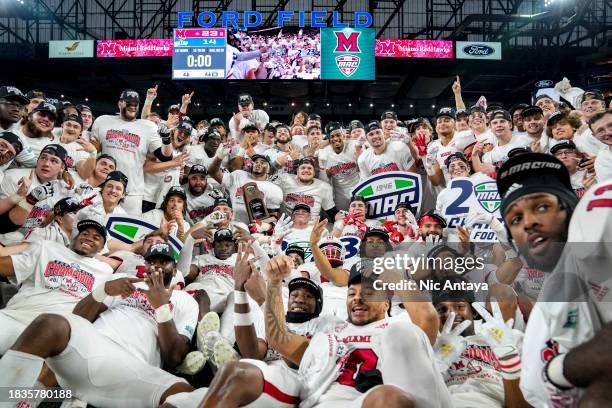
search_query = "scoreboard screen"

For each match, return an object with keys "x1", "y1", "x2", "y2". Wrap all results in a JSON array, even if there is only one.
[{"x1": 172, "y1": 28, "x2": 227, "y2": 79}]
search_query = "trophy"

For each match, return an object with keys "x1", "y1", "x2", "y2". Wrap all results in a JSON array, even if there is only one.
[{"x1": 243, "y1": 182, "x2": 275, "y2": 223}]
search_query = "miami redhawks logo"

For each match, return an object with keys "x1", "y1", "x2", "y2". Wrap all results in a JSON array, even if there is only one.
[
  {"x1": 334, "y1": 31, "x2": 361, "y2": 52},
  {"x1": 335, "y1": 55, "x2": 360, "y2": 77}
]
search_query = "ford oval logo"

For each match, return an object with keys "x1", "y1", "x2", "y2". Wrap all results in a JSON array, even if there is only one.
[
  {"x1": 535, "y1": 80, "x2": 554, "y2": 88},
  {"x1": 463, "y1": 44, "x2": 495, "y2": 56}
]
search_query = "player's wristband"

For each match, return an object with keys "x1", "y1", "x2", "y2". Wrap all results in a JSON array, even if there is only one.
[
  {"x1": 234, "y1": 290, "x2": 248, "y2": 305},
  {"x1": 145, "y1": 96, "x2": 156, "y2": 104},
  {"x1": 87, "y1": 149, "x2": 98, "y2": 160},
  {"x1": 92, "y1": 284, "x2": 108, "y2": 303},
  {"x1": 155, "y1": 304, "x2": 173, "y2": 323},
  {"x1": 234, "y1": 311, "x2": 254, "y2": 326},
  {"x1": 545, "y1": 354, "x2": 573, "y2": 390},
  {"x1": 17, "y1": 199, "x2": 33, "y2": 212},
  {"x1": 504, "y1": 247, "x2": 518, "y2": 259}
]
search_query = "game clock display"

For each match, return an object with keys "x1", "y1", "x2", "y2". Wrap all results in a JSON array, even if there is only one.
[{"x1": 172, "y1": 28, "x2": 227, "y2": 79}]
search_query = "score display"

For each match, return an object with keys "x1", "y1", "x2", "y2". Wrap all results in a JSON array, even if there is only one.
[{"x1": 172, "y1": 28, "x2": 227, "y2": 80}]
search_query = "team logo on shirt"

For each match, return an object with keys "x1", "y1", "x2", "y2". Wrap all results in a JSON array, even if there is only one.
[
  {"x1": 474, "y1": 181, "x2": 501, "y2": 213},
  {"x1": 351, "y1": 171, "x2": 422, "y2": 219},
  {"x1": 44, "y1": 260, "x2": 95, "y2": 296}
]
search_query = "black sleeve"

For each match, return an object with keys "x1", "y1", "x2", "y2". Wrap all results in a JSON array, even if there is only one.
[
  {"x1": 325, "y1": 207, "x2": 339, "y2": 222},
  {"x1": 153, "y1": 147, "x2": 173, "y2": 162},
  {"x1": 0, "y1": 212, "x2": 21, "y2": 234}
]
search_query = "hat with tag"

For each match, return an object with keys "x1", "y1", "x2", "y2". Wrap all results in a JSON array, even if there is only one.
[
  {"x1": 497, "y1": 153, "x2": 577, "y2": 217},
  {"x1": 119, "y1": 89, "x2": 140, "y2": 103},
  {"x1": 238, "y1": 94, "x2": 253, "y2": 105},
  {"x1": 435, "y1": 107, "x2": 456, "y2": 121},
  {"x1": 0, "y1": 86, "x2": 28, "y2": 104},
  {"x1": 144, "y1": 242, "x2": 175, "y2": 262}
]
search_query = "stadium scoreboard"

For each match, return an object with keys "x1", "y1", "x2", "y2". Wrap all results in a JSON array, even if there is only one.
[{"x1": 172, "y1": 28, "x2": 227, "y2": 80}]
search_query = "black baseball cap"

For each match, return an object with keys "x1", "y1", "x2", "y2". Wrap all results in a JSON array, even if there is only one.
[
  {"x1": 188, "y1": 164, "x2": 207, "y2": 177},
  {"x1": 521, "y1": 105, "x2": 544, "y2": 118},
  {"x1": 63, "y1": 113, "x2": 83, "y2": 128},
  {"x1": 497, "y1": 153, "x2": 577, "y2": 217},
  {"x1": 285, "y1": 245, "x2": 305, "y2": 260},
  {"x1": 209, "y1": 117, "x2": 227, "y2": 129},
  {"x1": 292, "y1": 203, "x2": 311, "y2": 213},
  {"x1": 490, "y1": 110, "x2": 512, "y2": 122},
  {"x1": 102, "y1": 170, "x2": 128, "y2": 189},
  {"x1": 349, "y1": 120, "x2": 364, "y2": 130},
  {"x1": 251, "y1": 154, "x2": 270, "y2": 165},
  {"x1": 264, "y1": 122, "x2": 277, "y2": 133},
  {"x1": 445, "y1": 152, "x2": 469, "y2": 168},
  {"x1": 242, "y1": 122, "x2": 260, "y2": 133},
  {"x1": 202, "y1": 128, "x2": 222, "y2": 142},
  {"x1": 381, "y1": 111, "x2": 398, "y2": 121},
  {"x1": 32, "y1": 102, "x2": 58, "y2": 119},
  {"x1": 297, "y1": 157, "x2": 317, "y2": 168},
  {"x1": 53, "y1": 197, "x2": 84, "y2": 216},
  {"x1": 348, "y1": 258, "x2": 375, "y2": 286},
  {"x1": 350, "y1": 195, "x2": 367, "y2": 205},
  {"x1": 119, "y1": 89, "x2": 140, "y2": 103},
  {"x1": 168, "y1": 104, "x2": 181, "y2": 113},
  {"x1": 456, "y1": 109, "x2": 469, "y2": 118},
  {"x1": 486, "y1": 103, "x2": 504, "y2": 112},
  {"x1": 580, "y1": 90, "x2": 605, "y2": 104},
  {"x1": 436, "y1": 107, "x2": 456, "y2": 121},
  {"x1": 288, "y1": 277, "x2": 322, "y2": 301},
  {"x1": 546, "y1": 111, "x2": 566, "y2": 128},
  {"x1": 77, "y1": 219, "x2": 107, "y2": 243},
  {"x1": 76, "y1": 104, "x2": 91, "y2": 113},
  {"x1": 144, "y1": 242, "x2": 175, "y2": 263},
  {"x1": 509, "y1": 103, "x2": 530, "y2": 116},
  {"x1": 550, "y1": 140, "x2": 577, "y2": 155},
  {"x1": 395, "y1": 200, "x2": 413, "y2": 212},
  {"x1": 214, "y1": 228, "x2": 234, "y2": 243},
  {"x1": 408, "y1": 117, "x2": 431, "y2": 133},
  {"x1": 40, "y1": 144, "x2": 68, "y2": 166},
  {"x1": 0, "y1": 86, "x2": 28, "y2": 104},
  {"x1": 469, "y1": 105, "x2": 486, "y2": 115},
  {"x1": 238, "y1": 94, "x2": 253, "y2": 105},
  {"x1": 165, "y1": 186, "x2": 186, "y2": 201},
  {"x1": 363, "y1": 227, "x2": 389, "y2": 242},
  {"x1": 507, "y1": 146, "x2": 531, "y2": 158},
  {"x1": 308, "y1": 113, "x2": 321, "y2": 121},
  {"x1": 176, "y1": 117, "x2": 194, "y2": 133},
  {"x1": 365, "y1": 120, "x2": 382, "y2": 133},
  {"x1": 0, "y1": 131, "x2": 23, "y2": 155},
  {"x1": 431, "y1": 276, "x2": 475, "y2": 305},
  {"x1": 325, "y1": 121, "x2": 343, "y2": 136},
  {"x1": 214, "y1": 197, "x2": 232, "y2": 208}
]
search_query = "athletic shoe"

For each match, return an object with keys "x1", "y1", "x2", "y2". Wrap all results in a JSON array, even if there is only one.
[
  {"x1": 177, "y1": 350, "x2": 207, "y2": 375},
  {"x1": 196, "y1": 311, "x2": 220, "y2": 352}
]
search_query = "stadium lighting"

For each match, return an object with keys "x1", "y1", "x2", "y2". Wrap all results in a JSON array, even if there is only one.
[
  {"x1": 326, "y1": 103, "x2": 330, "y2": 106},
  {"x1": 369, "y1": 103, "x2": 374, "y2": 107},
  {"x1": 60, "y1": 94, "x2": 64, "y2": 98},
  {"x1": 263, "y1": 102, "x2": 268, "y2": 106},
  {"x1": 409, "y1": 104, "x2": 414, "y2": 108},
  {"x1": 291, "y1": 102, "x2": 295, "y2": 107},
  {"x1": 156, "y1": 103, "x2": 160, "y2": 106},
  {"x1": 84, "y1": 98, "x2": 88, "y2": 102},
  {"x1": 391, "y1": 104, "x2": 395, "y2": 108},
  {"x1": 217, "y1": 102, "x2": 221, "y2": 106},
  {"x1": 544, "y1": 0, "x2": 558, "y2": 7},
  {"x1": 432, "y1": 104, "x2": 436, "y2": 108},
  {"x1": 348, "y1": 103, "x2": 352, "y2": 107},
  {"x1": 305, "y1": 102, "x2": 310, "y2": 107}
]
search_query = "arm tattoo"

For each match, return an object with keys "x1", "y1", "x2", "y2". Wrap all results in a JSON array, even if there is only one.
[{"x1": 265, "y1": 282, "x2": 290, "y2": 347}]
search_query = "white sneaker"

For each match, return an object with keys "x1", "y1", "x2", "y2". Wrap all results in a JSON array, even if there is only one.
[
  {"x1": 196, "y1": 311, "x2": 220, "y2": 352},
  {"x1": 203, "y1": 331, "x2": 239, "y2": 370},
  {"x1": 177, "y1": 350, "x2": 207, "y2": 375}
]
